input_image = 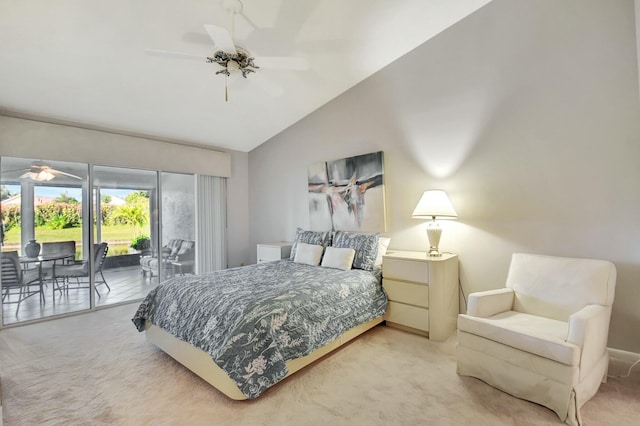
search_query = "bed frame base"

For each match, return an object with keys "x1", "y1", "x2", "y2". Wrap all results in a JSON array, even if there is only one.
[{"x1": 145, "y1": 315, "x2": 384, "y2": 400}]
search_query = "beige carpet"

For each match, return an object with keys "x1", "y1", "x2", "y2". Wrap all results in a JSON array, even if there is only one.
[{"x1": 0, "y1": 303, "x2": 638, "y2": 426}]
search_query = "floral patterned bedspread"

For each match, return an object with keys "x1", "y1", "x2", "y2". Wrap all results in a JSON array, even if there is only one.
[{"x1": 132, "y1": 260, "x2": 387, "y2": 399}]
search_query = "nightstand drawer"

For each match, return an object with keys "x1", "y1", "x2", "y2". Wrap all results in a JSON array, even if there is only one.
[
  {"x1": 385, "y1": 301, "x2": 429, "y2": 331},
  {"x1": 382, "y1": 257, "x2": 428, "y2": 283},
  {"x1": 383, "y1": 279, "x2": 429, "y2": 308}
]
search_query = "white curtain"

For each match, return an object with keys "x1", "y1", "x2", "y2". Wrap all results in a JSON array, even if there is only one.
[{"x1": 195, "y1": 175, "x2": 227, "y2": 273}]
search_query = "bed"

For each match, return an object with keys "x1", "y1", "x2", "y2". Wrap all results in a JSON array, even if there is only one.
[{"x1": 132, "y1": 252, "x2": 387, "y2": 400}]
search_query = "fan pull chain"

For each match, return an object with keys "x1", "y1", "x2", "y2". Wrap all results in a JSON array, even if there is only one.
[{"x1": 225, "y1": 74, "x2": 229, "y2": 102}]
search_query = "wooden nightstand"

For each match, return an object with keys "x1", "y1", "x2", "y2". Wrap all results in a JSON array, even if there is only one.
[
  {"x1": 382, "y1": 251, "x2": 459, "y2": 341},
  {"x1": 257, "y1": 242, "x2": 293, "y2": 263}
]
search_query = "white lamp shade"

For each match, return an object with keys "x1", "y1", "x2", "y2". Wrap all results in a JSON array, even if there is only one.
[{"x1": 411, "y1": 190, "x2": 458, "y2": 219}]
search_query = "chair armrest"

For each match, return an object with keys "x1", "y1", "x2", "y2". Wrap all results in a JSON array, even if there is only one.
[
  {"x1": 566, "y1": 304, "x2": 611, "y2": 374},
  {"x1": 466, "y1": 288, "x2": 514, "y2": 317}
]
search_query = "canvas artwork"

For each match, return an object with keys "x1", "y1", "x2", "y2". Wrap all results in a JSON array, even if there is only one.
[{"x1": 308, "y1": 151, "x2": 386, "y2": 232}]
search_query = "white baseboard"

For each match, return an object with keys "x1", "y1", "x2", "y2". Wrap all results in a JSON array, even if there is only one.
[{"x1": 607, "y1": 347, "x2": 640, "y2": 377}]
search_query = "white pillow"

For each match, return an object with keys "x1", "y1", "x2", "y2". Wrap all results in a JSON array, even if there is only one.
[
  {"x1": 321, "y1": 246, "x2": 356, "y2": 271},
  {"x1": 374, "y1": 237, "x2": 392, "y2": 266},
  {"x1": 293, "y1": 242, "x2": 324, "y2": 266}
]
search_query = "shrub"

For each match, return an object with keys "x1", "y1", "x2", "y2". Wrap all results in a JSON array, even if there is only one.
[
  {"x1": 112, "y1": 204, "x2": 148, "y2": 228},
  {"x1": 1, "y1": 205, "x2": 21, "y2": 232},
  {"x1": 131, "y1": 235, "x2": 151, "y2": 251},
  {"x1": 35, "y1": 203, "x2": 81, "y2": 229},
  {"x1": 100, "y1": 204, "x2": 116, "y2": 225}
]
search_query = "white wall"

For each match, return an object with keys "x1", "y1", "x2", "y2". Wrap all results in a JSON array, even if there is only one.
[
  {"x1": 249, "y1": 0, "x2": 640, "y2": 353},
  {"x1": 0, "y1": 115, "x2": 231, "y2": 177}
]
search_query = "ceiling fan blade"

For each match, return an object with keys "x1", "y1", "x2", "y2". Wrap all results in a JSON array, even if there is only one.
[
  {"x1": 52, "y1": 170, "x2": 82, "y2": 180},
  {"x1": 204, "y1": 24, "x2": 237, "y2": 54},
  {"x1": 253, "y1": 56, "x2": 309, "y2": 71},
  {"x1": 144, "y1": 49, "x2": 206, "y2": 61}
]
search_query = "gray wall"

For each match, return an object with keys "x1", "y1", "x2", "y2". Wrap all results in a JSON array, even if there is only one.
[
  {"x1": 248, "y1": 0, "x2": 640, "y2": 353},
  {"x1": 637, "y1": 0, "x2": 640, "y2": 99},
  {"x1": 226, "y1": 150, "x2": 250, "y2": 267}
]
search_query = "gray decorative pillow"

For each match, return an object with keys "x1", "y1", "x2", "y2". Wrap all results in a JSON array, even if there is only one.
[
  {"x1": 289, "y1": 228, "x2": 332, "y2": 260},
  {"x1": 332, "y1": 231, "x2": 379, "y2": 271}
]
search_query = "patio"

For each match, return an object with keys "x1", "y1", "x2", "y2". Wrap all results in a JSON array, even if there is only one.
[{"x1": 2, "y1": 265, "x2": 159, "y2": 325}]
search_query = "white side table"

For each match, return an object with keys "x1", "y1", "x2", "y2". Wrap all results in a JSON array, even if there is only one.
[
  {"x1": 257, "y1": 242, "x2": 293, "y2": 263},
  {"x1": 382, "y1": 251, "x2": 459, "y2": 341}
]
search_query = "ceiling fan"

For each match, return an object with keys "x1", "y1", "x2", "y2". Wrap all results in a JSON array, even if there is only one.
[
  {"x1": 1, "y1": 163, "x2": 82, "y2": 182},
  {"x1": 144, "y1": 0, "x2": 308, "y2": 101}
]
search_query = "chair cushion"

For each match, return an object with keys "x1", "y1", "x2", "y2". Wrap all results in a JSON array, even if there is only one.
[
  {"x1": 166, "y1": 239, "x2": 184, "y2": 257},
  {"x1": 176, "y1": 240, "x2": 194, "y2": 256},
  {"x1": 140, "y1": 257, "x2": 158, "y2": 269},
  {"x1": 54, "y1": 264, "x2": 87, "y2": 278},
  {"x1": 506, "y1": 253, "x2": 616, "y2": 321},
  {"x1": 458, "y1": 311, "x2": 580, "y2": 366},
  {"x1": 457, "y1": 330, "x2": 580, "y2": 385},
  {"x1": 22, "y1": 268, "x2": 41, "y2": 284}
]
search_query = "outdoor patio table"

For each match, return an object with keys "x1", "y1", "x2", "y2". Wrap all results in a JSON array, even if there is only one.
[{"x1": 19, "y1": 254, "x2": 75, "y2": 302}]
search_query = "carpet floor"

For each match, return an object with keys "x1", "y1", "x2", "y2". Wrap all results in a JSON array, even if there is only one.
[{"x1": 0, "y1": 303, "x2": 638, "y2": 425}]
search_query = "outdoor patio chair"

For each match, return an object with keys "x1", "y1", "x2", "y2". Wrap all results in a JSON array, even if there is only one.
[
  {"x1": 1, "y1": 250, "x2": 44, "y2": 315},
  {"x1": 140, "y1": 239, "x2": 194, "y2": 278},
  {"x1": 53, "y1": 243, "x2": 110, "y2": 297},
  {"x1": 39, "y1": 240, "x2": 76, "y2": 278},
  {"x1": 40, "y1": 241, "x2": 76, "y2": 262}
]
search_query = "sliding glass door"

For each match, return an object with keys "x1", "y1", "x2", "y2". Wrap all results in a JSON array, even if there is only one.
[
  {"x1": 1, "y1": 156, "x2": 201, "y2": 327},
  {"x1": 1, "y1": 157, "x2": 90, "y2": 324},
  {"x1": 1, "y1": 158, "x2": 163, "y2": 323},
  {"x1": 92, "y1": 165, "x2": 159, "y2": 306}
]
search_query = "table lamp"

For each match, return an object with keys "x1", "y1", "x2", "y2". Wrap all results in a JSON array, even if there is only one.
[{"x1": 411, "y1": 189, "x2": 458, "y2": 256}]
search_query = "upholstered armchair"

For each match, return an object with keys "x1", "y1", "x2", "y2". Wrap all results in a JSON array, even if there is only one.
[{"x1": 457, "y1": 253, "x2": 616, "y2": 426}]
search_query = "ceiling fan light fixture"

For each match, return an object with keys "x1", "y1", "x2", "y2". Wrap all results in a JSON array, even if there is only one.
[
  {"x1": 208, "y1": 48, "x2": 259, "y2": 78},
  {"x1": 29, "y1": 170, "x2": 55, "y2": 182}
]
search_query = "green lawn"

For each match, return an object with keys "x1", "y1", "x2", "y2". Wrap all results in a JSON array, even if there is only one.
[{"x1": 3, "y1": 225, "x2": 147, "y2": 256}]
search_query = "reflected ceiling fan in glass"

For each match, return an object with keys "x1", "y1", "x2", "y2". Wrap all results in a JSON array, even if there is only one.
[{"x1": 2, "y1": 163, "x2": 82, "y2": 182}]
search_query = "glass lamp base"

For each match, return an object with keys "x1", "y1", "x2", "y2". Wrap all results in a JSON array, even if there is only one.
[{"x1": 426, "y1": 221, "x2": 442, "y2": 257}]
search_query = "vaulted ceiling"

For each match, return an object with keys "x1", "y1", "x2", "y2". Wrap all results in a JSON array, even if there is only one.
[{"x1": 0, "y1": 0, "x2": 493, "y2": 152}]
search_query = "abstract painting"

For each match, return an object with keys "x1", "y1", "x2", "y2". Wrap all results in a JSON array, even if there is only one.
[{"x1": 308, "y1": 151, "x2": 386, "y2": 232}]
